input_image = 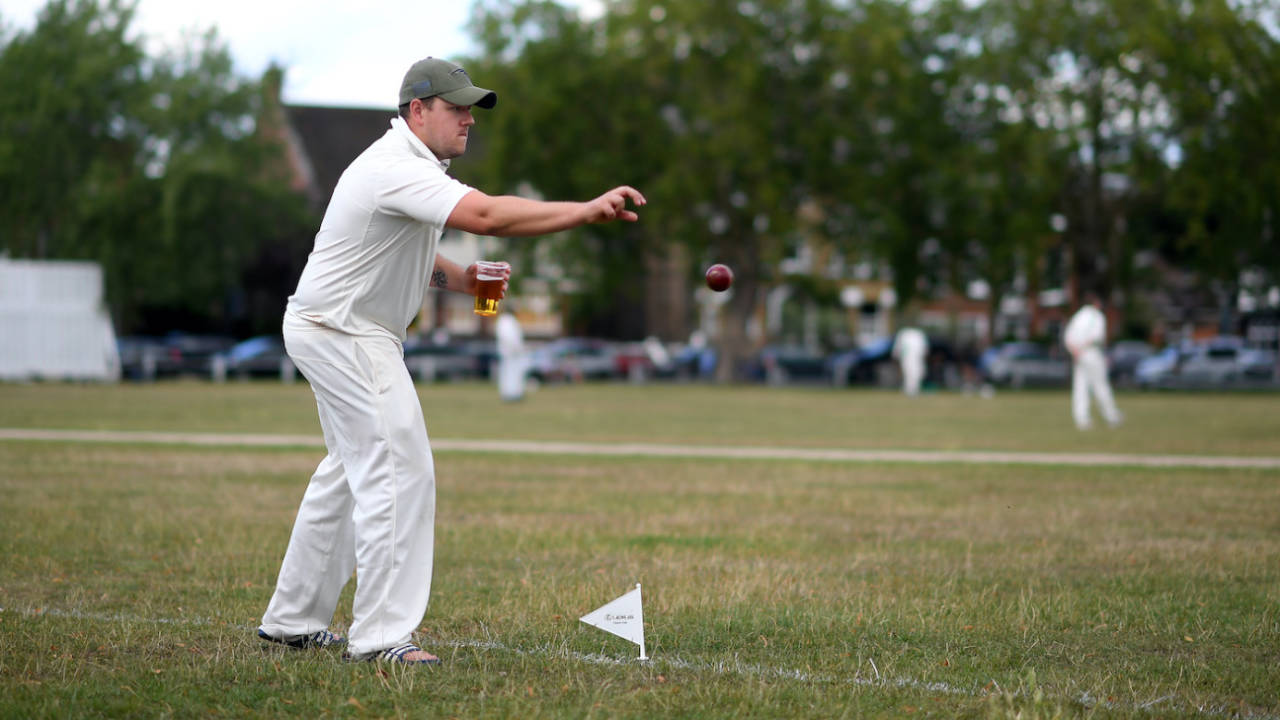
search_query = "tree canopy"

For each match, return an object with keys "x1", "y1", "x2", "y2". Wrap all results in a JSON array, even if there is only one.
[
  {"x1": 0, "y1": 0, "x2": 313, "y2": 335},
  {"x1": 463, "y1": 0, "x2": 1278, "y2": 369}
]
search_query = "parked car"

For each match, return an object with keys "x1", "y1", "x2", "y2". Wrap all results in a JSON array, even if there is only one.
[
  {"x1": 527, "y1": 337, "x2": 619, "y2": 383},
  {"x1": 1107, "y1": 340, "x2": 1155, "y2": 386},
  {"x1": 829, "y1": 335, "x2": 961, "y2": 389},
  {"x1": 211, "y1": 336, "x2": 293, "y2": 380},
  {"x1": 1176, "y1": 336, "x2": 1277, "y2": 388},
  {"x1": 162, "y1": 332, "x2": 236, "y2": 376},
  {"x1": 749, "y1": 344, "x2": 831, "y2": 384},
  {"x1": 828, "y1": 336, "x2": 896, "y2": 386},
  {"x1": 403, "y1": 338, "x2": 485, "y2": 382},
  {"x1": 1135, "y1": 343, "x2": 1194, "y2": 389},
  {"x1": 613, "y1": 337, "x2": 678, "y2": 381},
  {"x1": 1242, "y1": 348, "x2": 1280, "y2": 383},
  {"x1": 460, "y1": 339, "x2": 498, "y2": 380},
  {"x1": 922, "y1": 336, "x2": 961, "y2": 389},
  {"x1": 979, "y1": 341, "x2": 1070, "y2": 387},
  {"x1": 117, "y1": 336, "x2": 182, "y2": 380},
  {"x1": 672, "y1": 340, "x2": 717, "y2": 380}
]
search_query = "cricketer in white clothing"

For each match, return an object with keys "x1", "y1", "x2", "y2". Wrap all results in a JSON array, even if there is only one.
[
  {"x1": 1062, "y1": 293, "x2": 1123, "y2": 430},
  {"x1": 257, "y1": 57, "x2": 646, "y2": 665},
  {"x1": 494, "y1": 312, "x2": 528, "y2": 402},
  {"x1": 892, "y1": 326, "x2": 929, "y2": 396}
]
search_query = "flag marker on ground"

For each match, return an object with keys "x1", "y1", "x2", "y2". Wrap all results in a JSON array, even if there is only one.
[{"x1": 580, "y1": 583, "x2": 647, "y2": 661}]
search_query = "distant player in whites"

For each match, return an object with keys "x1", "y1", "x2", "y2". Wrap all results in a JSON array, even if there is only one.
[
  {"x1": 1063, "y1": 291, "x2": 1123, "y2": 430},
  {"x1": 495, "y1": 312, "x2": 527, "y2": 401},
  {"x1": 892, "y1": 326, "x2": 929, "y2": 396}
]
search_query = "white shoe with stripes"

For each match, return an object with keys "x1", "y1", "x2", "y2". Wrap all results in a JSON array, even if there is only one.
[
  {"x1": 257, "y1": 627, "x2": 346, "y2": 650},
  {"x1": 344, "y1": 643, "x2": 441, "y2": 665}
]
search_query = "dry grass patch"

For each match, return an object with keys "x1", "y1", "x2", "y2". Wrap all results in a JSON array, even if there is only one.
[{"x1": 1, "y1": 385, "x2": 1278, "y2": 717}]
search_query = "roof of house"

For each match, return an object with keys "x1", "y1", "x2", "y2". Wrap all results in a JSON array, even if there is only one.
[
  {"x1": 282, "y1": 103, "x2": 491, "y2": 209},
  {"x1": 283, "y1": 105, "x2": 395, "y2": 206}
]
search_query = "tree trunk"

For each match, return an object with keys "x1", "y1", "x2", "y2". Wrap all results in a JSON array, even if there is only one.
[
  {"x1": 714, "y1": 273, "x2": 758, "y2": 383},
  {"x1": 712, "y1": 234, "x2": 762, "y2": 383}
]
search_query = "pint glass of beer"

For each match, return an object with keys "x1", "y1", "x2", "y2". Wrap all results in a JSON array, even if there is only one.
[{"x1": 473, "y1": 261, "x2": 509, "y2": 317}]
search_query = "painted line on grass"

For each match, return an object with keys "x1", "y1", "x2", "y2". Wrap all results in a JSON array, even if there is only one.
[
  {"x1": 2, "y1": 427, "x2": 1280, "y2": 470},
  {"x1": 4, "y1": 605, "x2": 1274, "y2": 719}
]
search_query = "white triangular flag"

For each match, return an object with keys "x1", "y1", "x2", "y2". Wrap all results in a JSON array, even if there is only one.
[{"x1": 579, "y1": 583, "x2": 647, "y2": 660}]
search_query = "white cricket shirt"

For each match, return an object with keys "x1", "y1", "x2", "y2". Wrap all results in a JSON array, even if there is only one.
[
  {"x1": 287, "y1": 116, "x2": 473, "y2": 341},
  {"x1": 1063, "y1": 304, "x2": 1106, "y2": 351},
  {"x1": 893, "y1": 327, "x2": 928, "y2": 360}
]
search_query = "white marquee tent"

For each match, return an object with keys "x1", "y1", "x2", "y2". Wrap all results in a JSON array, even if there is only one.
[{"x1": 0, "y1": 258, "x2": 121, "y2": 382}]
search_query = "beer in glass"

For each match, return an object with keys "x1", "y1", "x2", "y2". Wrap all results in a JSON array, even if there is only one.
[{"x1": 473, "y1": 261, "x2": 508, "y2": 317}]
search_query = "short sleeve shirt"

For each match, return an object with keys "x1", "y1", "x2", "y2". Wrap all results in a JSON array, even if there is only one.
[
  {"x1": 1063, "y1": 305, "x2": 1106, "y2": 351},
  {"x1": 893, "y1": 327, "x2": 928, "y2": 360},
  {"x1": 287, "y1": 116, "x2": 473, "y2": 341}
]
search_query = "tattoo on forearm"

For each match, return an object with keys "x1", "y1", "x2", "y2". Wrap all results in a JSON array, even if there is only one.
[{"x1": 431, "y1": 270, "x2": 447, "y2": 289}]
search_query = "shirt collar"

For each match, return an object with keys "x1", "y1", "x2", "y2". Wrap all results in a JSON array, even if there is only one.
[{"x1": 390, "y1": 116, "x2": 450, "y2": 170}]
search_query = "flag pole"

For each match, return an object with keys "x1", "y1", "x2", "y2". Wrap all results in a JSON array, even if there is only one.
[{"x1": 635, "y1": 583, "x2": 648, "y2": 661}]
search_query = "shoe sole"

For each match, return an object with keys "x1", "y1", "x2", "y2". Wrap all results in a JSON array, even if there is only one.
[{"x1": 258, "y1": 628, "x2": 346, "y2": 650}]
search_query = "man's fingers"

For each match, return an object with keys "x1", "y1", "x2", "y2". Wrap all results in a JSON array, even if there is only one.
[
  {"x1": 619, "y1": 186, "x2": 647, "y2": 206},
  {"x1": 610, "y1": 186, "x2": 646, "y2": 207},
  {"x1": 588, "y1": 186, "x2": 644, "y2": 223}
]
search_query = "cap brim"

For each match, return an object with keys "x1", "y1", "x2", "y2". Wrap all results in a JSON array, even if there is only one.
[{"x1": 440, "y1": 86, "x2": 497, "y2": 109}]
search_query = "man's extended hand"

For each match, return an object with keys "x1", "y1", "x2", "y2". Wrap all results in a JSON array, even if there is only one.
[{"x1": 583, "y1": 186, "x2": 647, "y2": 224}]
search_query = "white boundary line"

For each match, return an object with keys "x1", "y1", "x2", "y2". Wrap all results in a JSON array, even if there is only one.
[
  {"x1": 2, "y1": 428, "x2": 1279, "y2": 470},
  {"x1": 2, "y1": 605, "x2": 1274, "y2": 719}
]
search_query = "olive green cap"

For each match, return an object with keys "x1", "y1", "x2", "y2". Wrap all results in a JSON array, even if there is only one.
[{"x1": 398, "y1": 57, "x2": 497, "y2": 109}]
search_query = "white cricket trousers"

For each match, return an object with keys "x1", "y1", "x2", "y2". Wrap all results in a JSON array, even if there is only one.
[
  {"x1": 1072, "y1": 347, "x2": 1121, "y2": 429},
  {"x1": 260, "y1": 313, "x2": 436, "y2": 657},
  {"x1": 901, "y1": 357, "x2": 925, "y2": 396},
  {"x1": 497, "y1": 354, "x2": 527, "y2": 401}
]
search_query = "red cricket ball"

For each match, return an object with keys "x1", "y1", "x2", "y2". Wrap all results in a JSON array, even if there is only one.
[{"x1": 705, "y1": 263, "x2": 733, "y2": 292}]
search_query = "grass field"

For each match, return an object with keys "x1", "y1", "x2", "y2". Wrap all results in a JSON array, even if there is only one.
[{"x1": 1, "y1": 381, "x2": 1278, "y2": 718}]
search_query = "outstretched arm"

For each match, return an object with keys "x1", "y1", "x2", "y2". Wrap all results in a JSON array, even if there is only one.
[{"x1": 446, "y1": 186, "x2": 646, "y2": 237}]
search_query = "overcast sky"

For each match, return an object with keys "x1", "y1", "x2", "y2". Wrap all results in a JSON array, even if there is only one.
[{"x1": 3, "y1": 0, "x2": 596, "y2": 108}]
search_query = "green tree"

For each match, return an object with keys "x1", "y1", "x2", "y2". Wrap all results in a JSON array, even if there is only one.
[
  {"x1": 811, "y1": 0, "x2": 977, "y2": 320},
  {"x1": 927, "y1": 0, "x2": 1070, "y2": 340},
  {"x1": 960, "y1": 0, "x2": 1279, "y2": 334},
  {"x1": 464, "y1": 0, "x2": 667, "y2": 341},
  {"x1": 610, "y1": 0, "x2": 824, "y2": 378},
  {"x1": 462, "y1": 0, "x2": 1279, "y2": 367},
  {"x1": 0, "y1": 0, "x2": 313, "y2": 335},
  {"x1": 0, "y1": 0, "x2": 147, "y2": 260},
  {"x1": 469, "y1": 0, "x2": 895, "y2": 378},
  {"x1": 1157, "y1": 0, "x2": 1280, "y2": 328}
]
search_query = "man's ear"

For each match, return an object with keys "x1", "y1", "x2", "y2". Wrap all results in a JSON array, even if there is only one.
[{"x1": 411, "y1": 99, "x2": 433, "y2": 128}]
